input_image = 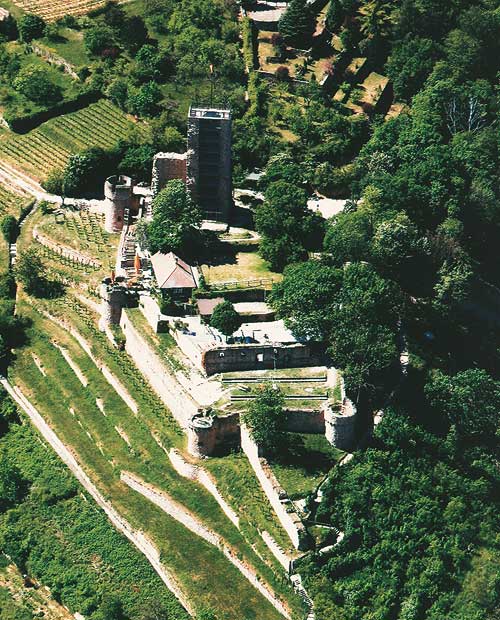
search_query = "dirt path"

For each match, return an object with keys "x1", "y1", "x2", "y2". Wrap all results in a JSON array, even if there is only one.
[{"x1": 0, "y1": 376, "x2": 194, "y2": 617}]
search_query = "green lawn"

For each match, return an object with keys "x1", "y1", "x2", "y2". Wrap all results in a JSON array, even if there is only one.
[
  {"x1": 35, "y1": 28, "x2": 89, "y2": 67},
  {"x1": 222, "y1": 367, "x2": 328, "y2": 380},
  {"x1": 270, "y1": 434, "x2": 344, "y2": 500},
  {"x1": 202, "y1": 245, "x2": 282, "y2": 287}
]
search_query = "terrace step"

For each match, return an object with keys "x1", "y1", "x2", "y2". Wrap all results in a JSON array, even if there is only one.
[
  {"x1": 222, "y1": 376, "x2": 327, "y2": 384},
  {"x1": 231, "y1": 394, "x2": 328, "y2": 401}
]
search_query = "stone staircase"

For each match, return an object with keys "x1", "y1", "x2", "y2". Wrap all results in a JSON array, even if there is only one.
[{"x1": 291, "y1": 574, "x2": 315, "y2": 620}]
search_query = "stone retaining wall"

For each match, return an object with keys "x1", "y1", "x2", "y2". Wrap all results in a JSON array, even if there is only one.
[
  {"x1": 120, "y1": 310, "x2": 198, "y2": 429},
  {"x1": 241, "y1": 424, "x2": 309, "y2": 551},
  {"x1": 168, "y1": 448, "x2": 240, "y2": 528}
]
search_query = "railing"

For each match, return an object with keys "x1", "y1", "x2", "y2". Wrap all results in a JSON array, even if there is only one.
[{"x1": 210, "y1": 277, "x2": 279, "y2": 291}]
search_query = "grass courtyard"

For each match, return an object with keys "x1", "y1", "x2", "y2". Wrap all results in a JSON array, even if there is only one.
[
  {"x1": 201, "y1": 244, "x2": 282, "y2": 288},
  {"x1": 270, "y1": 433, "x2": 344, "y2": 501}
]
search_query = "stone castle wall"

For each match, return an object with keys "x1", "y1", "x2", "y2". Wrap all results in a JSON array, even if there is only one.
[
  {"x1": 120, "y1": 310, "x2": 198, "y2": 429},
  {"x1": 241, "y1": 424, "x2": 310, "y2": 551},
  {"x1": 151, "y1": 153, "x2": 187, "y2": 197},
  {"x1": 202, "y1": 342, "x2": 322, "y2": 376}
]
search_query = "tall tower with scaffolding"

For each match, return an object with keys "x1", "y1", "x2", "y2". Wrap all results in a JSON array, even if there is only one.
[{"x1": 186, "y1": 105, "x2": 233, "y2": 222}]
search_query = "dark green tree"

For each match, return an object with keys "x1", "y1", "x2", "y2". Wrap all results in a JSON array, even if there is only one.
[
  {"x1": 84, "y1": 24, "x2": 116, "y2": 56},
  {"x1": 255, "y1": 181, "x2": 324, "y2": 271},
  {"x1": 147, "y1": 180, "x2": 202, "y2": 257},
  {"x1": 241, "y1": 385, "x2": 286, "y2": 457},
  {"x1": 14, "y1": 247, "x2": 46, "y2": 295},
  {"x1": 128, "y1": 81, "x2": 163, "y2": 118},
  {"x1": 278, "y1": 0, "x2": 315, "y2": 47},
  {"x1": 425, "y1": 369, "x2": 500, "y2": 437},
  {"x1": 13, "y1": 65, "x2": 62, "y2": 106},
  {"x1": 18, "y1": 14, "x2": 46, "y2": 42},
  {"x1": 0, "y1": 215, "x2": 19, "y2": 244},
  {"x1": 270, "y1": 261, "x2": 342, "y2": 341},
  {"x1": 209, "y1": 300, "x2": 242, "y2": 339}
]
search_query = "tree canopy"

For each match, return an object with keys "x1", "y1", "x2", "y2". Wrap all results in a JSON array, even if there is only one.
[
  {"x1": 147, "y1": 180, "x2": 202, "y2": 259},
  {"x1": 209, "y1": 300, "x2": 242, "y2": 338}
]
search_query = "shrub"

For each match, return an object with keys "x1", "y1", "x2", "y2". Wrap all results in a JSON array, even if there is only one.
[
  {"x1": 275, "y1": 66, "x2": 290, "y2": 81},
  {"x1": 0, "y1": 215, "x2": 19, "y2": 243},
  {"x1": 18, "y1": 14, "x2": 46, "y2": 42}
]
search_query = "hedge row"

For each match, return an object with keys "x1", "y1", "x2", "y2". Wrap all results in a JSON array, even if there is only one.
[{"x1": 4, "y1": 90, "x2": 102, "y2": 134}]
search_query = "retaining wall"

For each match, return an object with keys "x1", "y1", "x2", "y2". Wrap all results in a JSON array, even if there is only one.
[
  {"x1": 241, "y1": 424, "x2": 309, "y2": 551},
  {"x1": 285, "y1": 409, "x2": 325, "y2": 434},
  {"x1": 120, "y1": 310, "x2": 198, "y2": 429},
  {"x1": 168, "y1": 449, "x2": 240, "y2": 528}
]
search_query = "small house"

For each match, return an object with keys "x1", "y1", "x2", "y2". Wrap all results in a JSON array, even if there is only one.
[{"x1": 151, "y1": 251, "x2": 197, "y2": 302}]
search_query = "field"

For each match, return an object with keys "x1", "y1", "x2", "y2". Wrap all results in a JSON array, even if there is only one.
[
  {"x1": 36, "y1": 209, "x2": 117, "y2": 265},
  {"x1": 201, "y1": 244, "x2": 282, "y2": 288},
  {"x1": 9, "y1": 0, "x2": 111, "y2": 21},
  {"x1": 0, "y1": 100, "x2": 143, "y2": 181},
  {"x1": 35, "y1": 28, "x2": 89, "y2": 67}
]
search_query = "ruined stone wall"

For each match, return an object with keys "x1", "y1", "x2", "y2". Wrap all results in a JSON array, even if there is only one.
[
  {"x1": 241, "y1": 424, "x2": 310, "y2": 551},
  {"x1": 120, "y1": 310, "x2": 198, "y2": 429},
  {"x1": 202, "y1": 342, "x2": 322, "y2": 376},
  {"x1": 187, "y1": 412, "x2": 240, "y2": 457},
  {"x1": 284, "y1": 408, "x2": 325, "y2": 434},
  {"x1": 151, "y1": 153, "x2": 187, "y2": 197}
]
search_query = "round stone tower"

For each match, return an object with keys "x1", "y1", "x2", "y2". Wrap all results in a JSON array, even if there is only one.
[
  {"x1": 99, "y1": 278, "x2": 128, "y2": 330},
  {"x1": 323, "y1": 398, "x2": 357, "y2": 452},
  {"x1": 187, "y1": 412, "x2": 217, "y2": 457},
  {"x1": 104, "y1": 175, "x2": 133, "y2": 233}
]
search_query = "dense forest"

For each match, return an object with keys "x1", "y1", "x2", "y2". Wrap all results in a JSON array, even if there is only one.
[{"x1": 265, "y1": 0, "x2": 500, "y2": 618}]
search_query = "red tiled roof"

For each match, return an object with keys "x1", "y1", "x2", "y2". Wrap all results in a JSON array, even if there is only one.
[{"x1": 151, "y1": 252, "x2": 197, "y2": 289}]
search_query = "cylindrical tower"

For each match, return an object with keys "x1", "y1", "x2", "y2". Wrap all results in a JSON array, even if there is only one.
[
  {"x1": 324, "y1": 398, "x2": 357, "y2": 452},
  {"x1": 104, "y1": 175, "x2": 133, "y2": 233},
  {"x1": 187, "y1": 413, "x2": 217, "y2": 457},
  {"x1": 99, "y1": 279, "x2": 128, "y2": 330}
]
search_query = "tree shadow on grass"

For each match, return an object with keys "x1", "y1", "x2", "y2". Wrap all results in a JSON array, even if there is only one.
[{"x1": 270, "y1": 433, "x2": 337, "y2": 477}]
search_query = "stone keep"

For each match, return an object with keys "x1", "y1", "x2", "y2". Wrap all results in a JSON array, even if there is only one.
[
  {"x1": 104, "y1": 175, "x2": 134, "y2": 233},
  {"x1": 186, "y1": 106, "x2": 232, "y2": 222}
]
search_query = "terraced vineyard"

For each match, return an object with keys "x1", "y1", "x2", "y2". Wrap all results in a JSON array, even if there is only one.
[
  {"x1": 0, "y1": 182, "x2": 32, "y2": 217},
  {"x1": 0, "y1": 100, "x2": 142, "y2": 181},
  {"x1": 11, "y1": 0, "x2": 113, "y2": 21}
]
